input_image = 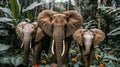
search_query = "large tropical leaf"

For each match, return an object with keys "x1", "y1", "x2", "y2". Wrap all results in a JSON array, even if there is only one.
[
  {"x1": 100, "y1": 7, "x2": 115, "y2": 14},
  {"x1": 0, "y1": 17, "x2": 13, "y2": 22},
  {"x1": 84, "y1": 20, "x2": 97, "y2": 28},
  {"x1": 108, "y1": 27, "x2": 120, "y2": 36},
  {"x1": 0, "y1": 57, "x2": 11, "y2": 64},
  {"x1": 26, "y1": 11, "x2": 34, "y2": 21},
  {"x1": 0, "y1": 55, "x2": 22, "y2": 66},
  {"x1": 114, "y1": 16, "x2": 120, "y2": 23},
  {"x1": 103, "y1": 55, "x2": 118, "y2": 61},
  {"x1": 108, "y1": 7, "x2": 120, "y2": 16},
  {"x1": 0, "y1": 17, "x2": 15, "y2": 28},
  {"x1": 100, "y1": 7, "x2": 120, "y2": 20},
  {"x1": 22, "y1": 1, "x2": 42, "y2": 12},
  {"x1": 10, "y1": 56, "x2": 23, "y2": 66},
  {"x1": 0, "y1": 44, "x2": 10, "y2": 52},
  {"x1": 9, "y1": 0, "x2": 21, "y2": 20},
  {"x1": 0, "y1": 7, "x2": 13, "y2": 18},
  {"x1": 0, "y1": 30, "x2": 9, "y2": 36}
]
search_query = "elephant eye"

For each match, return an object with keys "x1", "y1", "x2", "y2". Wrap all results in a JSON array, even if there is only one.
[
  {"x1": 31, "y1": 31, "x2": 35, "y2": 36},
  {"x1": 52, "y1": 16, "x2": 55, "y2": 18},
  {"x1": 63, "y1": 16, "x2": 66, "y2": 19},
  {"x1": 83, "y1": 37, "x2": 85, "y2": 41},
  {"x1": 32, "y1": 26, "x2": 34, "y2": 28}
]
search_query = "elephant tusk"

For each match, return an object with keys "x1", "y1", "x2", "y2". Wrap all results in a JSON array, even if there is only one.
[
  {"x1": 30, "y1": 41, "x2": 32, "y2": 49},
  {"x1": 51, "y1": 39, "x2": 55, "y2": 54},
  {"x1": 21, "y1": 42, "x2": 24, "y2": 48},
  {"x1": 61, "y1": 40, "x2": 65, "y2": 56}
]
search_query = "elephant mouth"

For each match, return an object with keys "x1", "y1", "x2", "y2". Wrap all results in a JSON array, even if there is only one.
[{"x1": 51, "y1": 39, "x2": 65, "y2": 56}]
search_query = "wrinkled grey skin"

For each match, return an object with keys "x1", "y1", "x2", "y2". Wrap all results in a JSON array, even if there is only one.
[
  {"x1": 16, "y1": 22, "x2": 45, "y2": 66},
  {"x1": 73, "y1": 29, "x2": 105, "y2": 67},
  {"x1": 38, "y1": 10, "x2": 83, "y2": 67}
]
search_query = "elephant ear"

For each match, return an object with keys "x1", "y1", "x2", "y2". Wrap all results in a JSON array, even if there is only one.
[
  {"x1": 37, "y1": 10, "x2": 58, "y2": 36},
  {"x1": 32, "y1": 22, "x2": 45, "y2": 42},
  {"x1": 34, "y1": 27, "x2": 45, "y2": 42},
  {"x1": 63, "y1": 10, "x2": 83, "y2": 37},
  {"x1": 73, "y1": 29, "x2": 86, "y2": 46},
  {"x1": 91, "y1": 29, "x2": 105, "y2": 46},
  {"x1": 16, "y1": 21, "x2": 27, "y2": 41}
]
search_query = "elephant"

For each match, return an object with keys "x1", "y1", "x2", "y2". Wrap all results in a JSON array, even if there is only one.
[
  {"x1": 37, "y1": 10, "x2": 83, "y2": 67},
  {"x1": 16, "y1": 21, "x2": 50, "y2": 67},
  {"x1": 73, "y1": 28, "x2": 105, "y2": 67}
]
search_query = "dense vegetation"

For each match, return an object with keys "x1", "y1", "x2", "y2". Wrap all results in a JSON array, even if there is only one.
[{"x1": 0, "y1": 0, "x2": 120, "y2": 67}]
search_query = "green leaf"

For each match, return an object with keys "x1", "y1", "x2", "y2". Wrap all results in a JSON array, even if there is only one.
[
  {"x1": 100, "y1": 7, "x2": 114, "y2": 14},
  {"x1": 0, "y1": 17, "x2": 15, "y2": 28},
  {"x1": 0, "y1": 7, "x2": 13, "y2": 18},
  {"x1": 0, "y1": 17, "x2": 13, "y2": 22},
  {"x1": 45, "y1": 64, "x2": 51, "y2": 67},
  {"x1": 108, "y1": 7, "x2": 120, "y2": 16},
  {"x1": 0, "y1": 57, "x2": 11, "y2": 64},
  {"x1": 73, "y1": 63, "x2": 79, "y2": 67},
  {"x1": 0, "y1": 30, "x2": 9, "y2": 36},
  {"x1": 104, "y1": 61, "x2": 116, "y2": 67},
  {"x1": 108, "y1": 27, "x2": 120, "y2": 36},
  {"x1": 114, "y1": 16, "x2": 120, "y2": 22},
  {"x1": 10, "y1": 56, "x2": 23, "y2": 66},
  {"x1": 22, "y1": 1, "x2": 42, "y2": 12},
  {"x1": 0, "y1": 44, "x2": 10, "y2": 52},
  {"x1": 9, "y1": 0, "x2": 21, "y2": 20},
  {"x1": 103, "y1": 55, "x2": 118, "y2": 61},
  {"x1": 0, "y1": 4, "x2": 6, "y2": 7},
  {"x1": 27, "y1": 11, "x2": 34, "y2": 21}
]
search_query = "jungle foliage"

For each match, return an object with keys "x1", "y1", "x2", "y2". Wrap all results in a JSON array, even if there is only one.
[{"x1": 0, "y1": 0, "x2": 120, "y2": 67}]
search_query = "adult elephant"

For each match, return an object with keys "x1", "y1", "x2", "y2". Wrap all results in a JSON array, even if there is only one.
[
  {"x1": 73, "y1": 28, "x2": 105, "y2": 67},
  {"x1": 16, "y1": 21, "x2": 50, "y2": 67},
  {"x1": 37, "y1": 10, "x2": 83, "y2": 67}
]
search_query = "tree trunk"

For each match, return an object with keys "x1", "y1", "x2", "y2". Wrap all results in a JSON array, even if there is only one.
[{"x1": 51, "y1": 0, "x2": 55, "y2": 10}]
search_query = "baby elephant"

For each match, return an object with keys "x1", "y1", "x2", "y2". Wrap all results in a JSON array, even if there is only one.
[
  {"x1": 16, "y1": 21, "x2": 45, "y2": 67},
  {"x1": 73, "y1": 28, "x2": 105, "y2": 67}
]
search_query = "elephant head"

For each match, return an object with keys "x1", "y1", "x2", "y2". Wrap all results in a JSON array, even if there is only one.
[
  {"x1": 73, "y1": 29, "x2": 105, "y2": 55},
  {"x1": 37, "y1": 10, "x2": 83, "y2": 67},
  {"x1": 16, "y1": 21, "x2": 44, "y2": 64}
]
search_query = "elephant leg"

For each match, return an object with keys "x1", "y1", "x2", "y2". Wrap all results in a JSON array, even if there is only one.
[
  {"x1": 81, "y1": 48, "x2": 89, "y2": 67},
  {"x1": 32, "y1": 42, "x2": 41, "y2": 65}
]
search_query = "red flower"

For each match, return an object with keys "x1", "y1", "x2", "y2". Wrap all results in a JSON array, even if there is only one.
[
  {"x1": 52, "y1": 65, "x2": 57, "y2": 67},
  {"x1": 34, "y1": 64, "x2": 38, "y2": 67}
]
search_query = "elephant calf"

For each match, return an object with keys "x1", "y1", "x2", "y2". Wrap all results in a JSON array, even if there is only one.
[
  {"x1": 16, "y1": 21, "x2": 50, "y2": 67},
  {"x1": 73, "y1": 28, "x2": 105, "y2": 67}
]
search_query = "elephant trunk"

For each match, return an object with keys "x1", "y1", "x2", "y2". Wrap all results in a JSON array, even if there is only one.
[
  {"x1": 22, "y1": 35, "x2": 31, "y2": 64},
  {"x1": 55, "y1": 38, "x2": 63, "y2": 67},
  {"x1": 84, "y1": 40, "x2": 92, "y2": 55},
  {"x1": 53, "y1": 27, "x2": 65, "y2": 67}
]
